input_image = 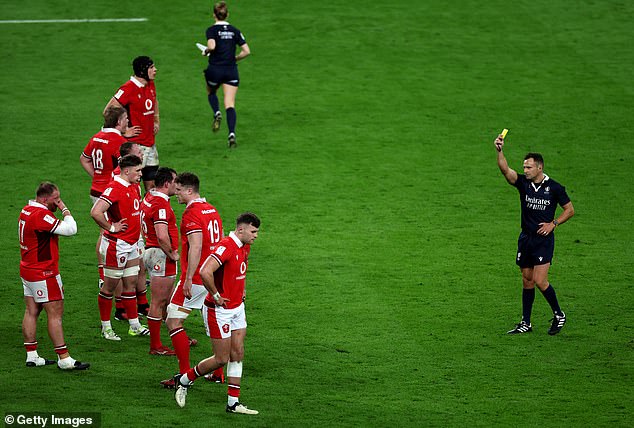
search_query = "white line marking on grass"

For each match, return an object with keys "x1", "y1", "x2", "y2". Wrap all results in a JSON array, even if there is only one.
[{"x1": 0, "y1": 18, "x2": 148, "y2": 24}]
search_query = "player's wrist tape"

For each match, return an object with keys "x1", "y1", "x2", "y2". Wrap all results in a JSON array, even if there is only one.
[
  {"x1": 109, "y1": 224, "x2": 115, "y2": 233},
  {"x1": 61, "y1": 208, "x2": 70, "y2": 214},
  {"x1": 213, "y1": 292, "x2": 221, "y2": 301}
]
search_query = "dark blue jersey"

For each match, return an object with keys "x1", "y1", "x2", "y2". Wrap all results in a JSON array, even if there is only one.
[
  {"x1": 513, "y1": 174, "x2": 570, "y2": 234},
  {"x1": 206, "y1": 21, "x2": 246, "y2": 66}
]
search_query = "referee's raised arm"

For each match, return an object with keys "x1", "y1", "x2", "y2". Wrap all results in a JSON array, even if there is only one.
[{"x1": 494, "y1": 133, "x2": 518, "y2": 184}]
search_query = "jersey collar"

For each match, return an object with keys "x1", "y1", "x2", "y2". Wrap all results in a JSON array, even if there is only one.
[
  {"x1": 28, "y1": 200, "x2": 48, "y2": 209},
  {"x1": 186, "y1": 197, "x2": 207, "y2": 208},
  {"x1": 114, "y1": 175, "x2": 131, "y2": 187},
  {"x1": 531, "y1": 174, "x2": 550, "y2": 192},
  {"x1": 130, "y1": 76, "x2": 146, "y2": 88},
  {"x1": 229, "y1": 231, "x2": 244, "y2": 248},
  {"x1": 215, "y1": 21, "x2": 230, "y2": 25},
  {"x1": 101, "y1": 127, "x2": 122, "y2": 135},
  {"x1": 149, "y1": 189, "x2": 170, "y2": 201}
]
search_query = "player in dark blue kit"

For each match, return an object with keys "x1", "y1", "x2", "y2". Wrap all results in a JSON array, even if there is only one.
[
  {"x1": 202, "y1": 1, "x2": 251, "y2": 148},
  {"x1": 495, "y1": 133, "x2": 575, "y2": 335}
]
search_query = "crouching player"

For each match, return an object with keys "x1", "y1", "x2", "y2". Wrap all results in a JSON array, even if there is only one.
[{"x1": 174, "y1": 213, "x2": 260, "y2": 415}]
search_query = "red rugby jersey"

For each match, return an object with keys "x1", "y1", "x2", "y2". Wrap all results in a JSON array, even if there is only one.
[
  {"x1": 81, "y1": 128, "x2": 126, "y2": 196},
  {"x1": 179, "y1": 198, "x2": 223, "y2": 285},
  {"x1": 19, "y1": 201, "x2": 60, "y2": 280},
  {"x1": 100, "y1": 176, "x2": 142, "y2": 244},
  {"x1": 113, "y1": 77, "x2": 157, "y2": 147},
  {"x1": 204, "y1": 232, "x2": 251, "y2": 310},
  {"x1": 141, "y1": 190, "x2": 178, "y2": 250}
]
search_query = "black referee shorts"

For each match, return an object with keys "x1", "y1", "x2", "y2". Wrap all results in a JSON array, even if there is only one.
[
  {"x1": 516, "y1": 232, "x2": 555, "y2": 268},
  {"x1": 204, "y1": 65, "x2": 240, "y2": 88}
]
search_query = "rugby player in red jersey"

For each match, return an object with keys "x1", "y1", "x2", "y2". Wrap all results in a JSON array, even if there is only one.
[
  {"x1": 19, "y1": 182, "x2": 89, "y2": 370},
  {"x1": 174, "y1": 213, "x2": 260, "y2": 415}
]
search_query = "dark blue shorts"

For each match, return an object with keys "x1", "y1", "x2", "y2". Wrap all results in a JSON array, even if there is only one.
[
  {"x1": 204, "y1": 65, "x2": 240, "y2": 88},
  {"x1": 516, "y1": 232, "x2": 555, "y2": 268}
]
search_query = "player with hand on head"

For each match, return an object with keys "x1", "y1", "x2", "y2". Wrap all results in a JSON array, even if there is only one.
[
  {"x1": 174, "y1": 213, "x2": 261, "y2": 415},
  {"x1": 91, "y1": 154, "x2": 150, "y2": 340},
  {"x1": 19, "y1": 182, "x2": 89, "y2": 370},
  {"x1": 141, "y1": 167, "x2": 179, "y2": 356},
  {"x1": 104, "y1": 56, "x2": 160, "y2": 190},
  {"x1": 494, "y1": 132, "x2": 575, "y2": 335},
  {"x1": 160, "y1": 172, "x2": 225, "y2": 387},
  {"x1": 202, "y1": 1, "x2": 250, "y2": 148}
]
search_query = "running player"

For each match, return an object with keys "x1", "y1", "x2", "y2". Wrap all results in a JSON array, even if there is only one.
[{"x1": 202, "y1": 1, "x2": 250, "y2": 147}]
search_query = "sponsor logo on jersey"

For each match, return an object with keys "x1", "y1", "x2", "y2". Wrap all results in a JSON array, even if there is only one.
[
  {"x1": 159, "y1": 209, "x2": 166, "y2": 219},
  {"x1": 115, "y1": 89, "x2": 124, "y2": 99},
  {"x1": 43, "y1": 215, "x2": 56, "y2": 225},
  {"x1": 201, "y1": 209, "x2": 216, "y2": 214},
  {"x1": 215, "y1": 246, "x2": 226, "y2": 256}
]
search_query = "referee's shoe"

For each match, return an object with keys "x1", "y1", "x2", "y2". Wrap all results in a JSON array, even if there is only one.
[
  {"x1": 548, "y1": 312, "x2": 566, "y2": 335},
  {"x1": 507, "y1": 320, "x2": 532, "y2": 335}
]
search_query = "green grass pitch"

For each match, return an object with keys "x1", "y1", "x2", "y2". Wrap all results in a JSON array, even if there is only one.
[{"x1": 1, "y1": 0, "x2": 632, "y2": 426}]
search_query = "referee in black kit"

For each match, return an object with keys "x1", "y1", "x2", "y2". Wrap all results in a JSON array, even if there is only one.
[
  {"x1": 494, "y1": 132, "x2": 575, "y2": 335},
  {"x1": 202, "y1": 1, "x2": 251, "y2": 148}
]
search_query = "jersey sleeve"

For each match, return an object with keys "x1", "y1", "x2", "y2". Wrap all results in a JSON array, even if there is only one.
[
  {"x1": 556, "y1": 183, "x2": 571, "y2": 207},
  {"x1": 235, "y1": 28, "x2": 246, "y2": 45},
  {"x1": 209, "y1": 240, "x2": 235, "y2": 266},
  {"x1": 182, "y1": 210, "x2": 203, "y2": 236},
  {"x1": 113, "y1": 83, "x2": 132, "y2": 106},
  {"x1": 513, "y1": 174, "x2": 527, "y2": 190},
  {"x1": 99, "y1": 186, "x2": 116, "y2": 205},
  {"x1": 154, "y1": 202, "x2": 174, "y2": 226},
  {"x1": 206, "y1": 26, "x2": 217, "y2": 41},
  {"x1": 36, "y1": 211, "x2": 60, "y2": 233},
  {"x1": 82, "y1": 140, "x2": 93, "y2": 158}
]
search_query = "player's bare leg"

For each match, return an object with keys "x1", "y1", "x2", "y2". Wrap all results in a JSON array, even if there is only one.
[
  {"x1": 136, "y1": 260, "x2": 149, "y2": 317},
  {"x1": 148, "y1": 276, "x2": 175, "y2": 355},
  {"x1": 22, "y1": 298, "x2": 53, "y2": 367},
  {"x1": 225, "y1": 329, "x2": 257, "y2": 414},
  {"x1": 120, "y1": 260, "x2": 149, "y2": 336}
]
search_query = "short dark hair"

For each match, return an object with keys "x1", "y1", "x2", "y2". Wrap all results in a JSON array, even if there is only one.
[
  {"x1": 175, "y1": 172, "x2": 199, "y2": 193},
  {"x1": 36, "y1": 182, "x2": 58, "y2": 198},
  {"x1": 103, "y1": 106, "x2": 126, "y2": 128},
  {"x1": 214, "y1": 1, "x2": 228, "y2": 20},
  {"x1": 236, "y1": 212, "x2": 260, "y2": 228},
  {"x1": 119, "y1": 154, "x2": 142, "y2": 169},
  {"x1": 154, "y1": 167, "x2": 177, "y2": 187},
  {"x1": 119, "y1": 142, "x2": 136, "y2": 157},
  {"x1": 132, "y1": 56, "x2": 154, "y2": 80},
  {"x1": 524, "y1": 152, "x2": 544, "y2": 167}
]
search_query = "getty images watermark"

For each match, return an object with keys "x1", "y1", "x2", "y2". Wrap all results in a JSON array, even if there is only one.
[{"x1": 4, "y1": 413, "x2": 100, "y2": 428}]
